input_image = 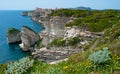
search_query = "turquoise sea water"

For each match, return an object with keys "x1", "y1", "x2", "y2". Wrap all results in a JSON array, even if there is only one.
[{"x1": 0, "y1": 10, "x2": 44, "y2": 64}]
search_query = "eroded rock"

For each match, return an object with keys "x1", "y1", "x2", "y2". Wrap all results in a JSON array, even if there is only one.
[
  {"x1": 7, "y1": 28, "x2": 21, "y2": 43},
  {"x1": 19, "y1": 26, "x2": 40, "y2": 51}
]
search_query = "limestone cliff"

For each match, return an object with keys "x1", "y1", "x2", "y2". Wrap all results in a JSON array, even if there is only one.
[
  {"x1": 19, "y1": 26, "x2": 40, "y2": 51},
  {"x1": 39, "y1": 16, "x2": 71, "y2": 46},
  {"x1": 7, "y1": 28, "x2": 21, "y2": 43}
]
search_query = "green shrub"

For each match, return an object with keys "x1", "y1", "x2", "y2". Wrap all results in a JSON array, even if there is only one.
[
  {"x1": 7, "y1": 28, "x2": 20, "y2": 34},
  {"x1": 88, "y1": 47, "x2": 111, "y2": 64},
  {"x1": 50, "y1": 37, "x2": 80, "y2": 47},
  {"x1": 36, "y1": 40, "x2": 42, "y2": 49},
  {"x1": 67, "y1": 37, "x2": 80, "y2": 46},
  {"x1": 5, "y1": 57, "x2": 34, "y2": 74},
  {"x1": 46, "y1": 67, "x2": 62, "y2": 74},
  {"x1": 51, "y1": 39, "x2": 66, "y2": 47}
]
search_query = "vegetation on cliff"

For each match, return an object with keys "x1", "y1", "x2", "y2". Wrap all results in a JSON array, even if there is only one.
[
  {"x1": 50, "y1": 37, "x2": 80, "y2": 47},
  {"x1": 51, "y1": 9, "x2": 120, "y2": 32},
  {"x1": 50, "y1": 9, "x2": 90, "y2": 17},
  {"x1": 66, "y1": 10, "x2": 120, "y2": 32},
  {"x1": 7, "y1": 28, "x2": 20, "y2": 34}
]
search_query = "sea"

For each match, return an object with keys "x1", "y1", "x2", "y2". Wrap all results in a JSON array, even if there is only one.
[{"x1": 0, "y1": 10, "x2": 44, "y2": 64}]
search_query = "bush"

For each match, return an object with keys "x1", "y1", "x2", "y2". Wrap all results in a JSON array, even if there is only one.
[
  {"x1": 7, "y1": 28, "x2": 20, "y2": 34},
  {"x1": 88, "y1": 47, "x2": 111, "y2": 64},
  {"x1": 67, "y1": 37, "x2": 80, "y2": 46},
  {"x1": 5, "y1": 57, "x2": 34, "y2": 74},
  {"x1": 51, "y1": 39, "x2": 66, "y2": 47},
  {"x1": 50, "y1": 37, "x2": 80, "y2": 47}
]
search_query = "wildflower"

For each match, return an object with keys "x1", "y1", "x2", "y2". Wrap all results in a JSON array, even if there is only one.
[{"x1": 63, "y1": 66, "x2": 68, "y2": 69}]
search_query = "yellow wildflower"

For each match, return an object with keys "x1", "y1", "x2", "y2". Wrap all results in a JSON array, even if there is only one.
[{"x1": 63, "y1": 66, "x2": 68, "y2": 69}]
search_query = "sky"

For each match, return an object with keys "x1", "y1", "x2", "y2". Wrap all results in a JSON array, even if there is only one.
[{"x1": 0, "y1": 0, "x2": 120, "y2": 10}]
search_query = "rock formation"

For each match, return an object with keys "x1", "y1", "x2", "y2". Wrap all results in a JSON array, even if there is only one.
[
  {"x1": 7, "y1": 28, "x2": 21, "y2": 43},
  {"x1": 32, "y1": 47, "x2": 81, "y2": 63},
  {"x1": 19, "y1": 26, "x2": 40, "y2": 51}
]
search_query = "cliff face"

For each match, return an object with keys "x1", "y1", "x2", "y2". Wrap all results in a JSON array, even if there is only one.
[
  {"x1": 19, "y1": 26, "x2": 40, "y2": 51},
  {"x1": 39, "y1": 16, "x2": 71, "y2": 46},
  {"x1": 7, "y1": 32, "x2": 21, "y2": 43},
  {"x1": 50, "y1": 16, "x2": 70, "y2": 37}
]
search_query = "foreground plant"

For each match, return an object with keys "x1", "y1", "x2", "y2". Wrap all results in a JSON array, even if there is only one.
[
  {"x1": 88, "y1": 47, "x2": 111, "y2": 64},
  {"x1": 5, "y1": 57, "x2": 34, "y2": 74}
]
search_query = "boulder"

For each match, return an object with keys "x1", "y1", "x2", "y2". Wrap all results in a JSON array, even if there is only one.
[
  {"x1": 6, "y1": 28, "x2": 21, "y2": 43},
  {"x1": 19, "y1": 26, "x2": 40, "y2": 51},
  {"x1": 64, "y1": 27, "x2": 80, "y2": 38}
]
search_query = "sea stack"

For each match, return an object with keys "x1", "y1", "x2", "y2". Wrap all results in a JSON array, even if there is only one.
[
  {"x1": 19, "y1": 26, "x2": 40, "y2": 51},
  {"x1": 6, "y1": 28, "x2": 21, "y2": 43}
]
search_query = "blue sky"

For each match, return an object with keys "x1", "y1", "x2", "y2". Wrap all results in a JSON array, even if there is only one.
[{"x1": 0, "y1": 0, "x2": 120, "y2": 10}]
